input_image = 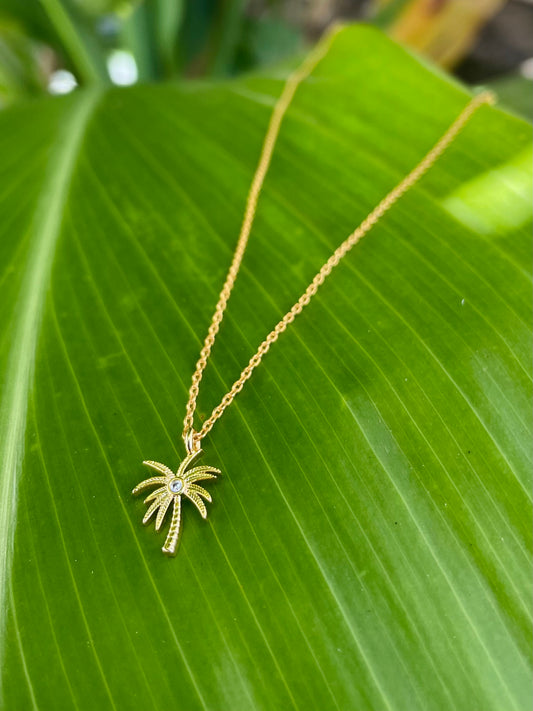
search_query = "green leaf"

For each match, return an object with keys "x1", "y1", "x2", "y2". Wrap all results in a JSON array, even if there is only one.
[
  {"x1": 203, "y1": 0, "x2": 248, "y2": 76},
  {"x1": 121, "y1": 0, "x2": 185, "y2": 81},
  {"x1": 0, "y1": 25, "x2": 531, "y2": 711},
  {"x1": 486, "y1": 74, "x2": 533, "y2": 123}
]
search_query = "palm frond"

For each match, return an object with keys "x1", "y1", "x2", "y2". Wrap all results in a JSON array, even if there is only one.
[
  {"x1": 187, "y1": 483, "x2": 212, "y2": 502},
  {"x1": 144, "y1": 486, "x2": 166, "y2": 504},
  {"x1": 132, "y1": 476, "x2": 167, "y2": 495},
  {"x1": 184, "y1": 465, "x2": 220, "y2": 483},
  {"x1": 177, "y1": 449, "x2": 203, "y2": 477},
  {"x1": 185, "y1": 471, "x2": 218, "y2": 484},
  {"x1": 143, "y1": 460, "x2": 174, "y2": 477},
  {"x1": 185, "y1": 491, "x2": 207, "y2": 519},
  {"x1": 155, "y1": 495, "x2": 173, "y2": 531},
  {"x1": 142, "y1": 495, "x2": 168, "y2": 525}
]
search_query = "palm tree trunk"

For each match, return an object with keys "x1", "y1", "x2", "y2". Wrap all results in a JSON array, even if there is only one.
[{"x1": 162, "y1": 496, "x2": 182, "y2": 556}]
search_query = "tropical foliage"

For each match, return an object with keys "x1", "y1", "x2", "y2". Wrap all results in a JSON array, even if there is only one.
[{"x1": 0, "y1": 23, "x2": 531, "y2": 711}]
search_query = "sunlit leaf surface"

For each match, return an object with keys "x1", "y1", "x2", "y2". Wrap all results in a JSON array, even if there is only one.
[{"x1": 0, "y1": 26, "x2": 531, "y2": 711}]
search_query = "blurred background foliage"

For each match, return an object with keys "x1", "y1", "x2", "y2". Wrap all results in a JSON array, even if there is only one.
[{"x1": 0, "y1": 0, "x2": 531, "y2": 118}]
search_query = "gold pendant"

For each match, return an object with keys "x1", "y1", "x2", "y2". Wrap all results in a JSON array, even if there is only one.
[{"x1": 132, "y1": 448, "x2": 220, "y2": 556}]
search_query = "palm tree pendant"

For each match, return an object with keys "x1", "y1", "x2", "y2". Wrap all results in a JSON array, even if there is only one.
[{"x1": 132, "y1": 449, "x2": 220, "y2": 556}]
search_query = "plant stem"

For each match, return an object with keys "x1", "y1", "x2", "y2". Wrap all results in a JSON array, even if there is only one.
[{"x1": 39, "y1": 0, "x2": 108, "y2": 84}]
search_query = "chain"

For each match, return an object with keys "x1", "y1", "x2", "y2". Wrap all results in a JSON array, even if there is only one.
[{"x1": 182, "y1": 31, "x2": 495, "y2": 451}]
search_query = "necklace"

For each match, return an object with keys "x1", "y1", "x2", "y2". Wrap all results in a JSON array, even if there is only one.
[{"x1": 132, "y1": 32, "x2": 495, "y2": 556}]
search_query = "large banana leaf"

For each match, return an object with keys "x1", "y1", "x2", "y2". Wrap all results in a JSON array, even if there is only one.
[{"x1": 0, "y1": 25, "x2": 531, "y2": 711}]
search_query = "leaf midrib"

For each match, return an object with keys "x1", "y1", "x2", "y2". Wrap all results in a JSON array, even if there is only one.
[{"x1": 0, "y1": 89, "x2": 101, "y2": 664}]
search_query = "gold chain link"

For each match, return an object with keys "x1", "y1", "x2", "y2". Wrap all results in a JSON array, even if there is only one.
[{"x1": 182, "y1": 29, "x2": 495, "y2": 450}]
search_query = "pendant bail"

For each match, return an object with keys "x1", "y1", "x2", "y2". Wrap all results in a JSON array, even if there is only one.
[{"x1": 184, "y1": 429, "x2": 200, "y2": 455}]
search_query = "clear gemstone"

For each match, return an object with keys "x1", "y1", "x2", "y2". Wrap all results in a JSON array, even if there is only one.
[{"x1": 170, "y1": 479, "x2": 183, "y2": 493}]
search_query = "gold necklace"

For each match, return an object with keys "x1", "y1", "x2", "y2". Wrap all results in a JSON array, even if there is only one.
[{"x1": 132, "y1": 31, "x2": 495, "y2": 556}]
